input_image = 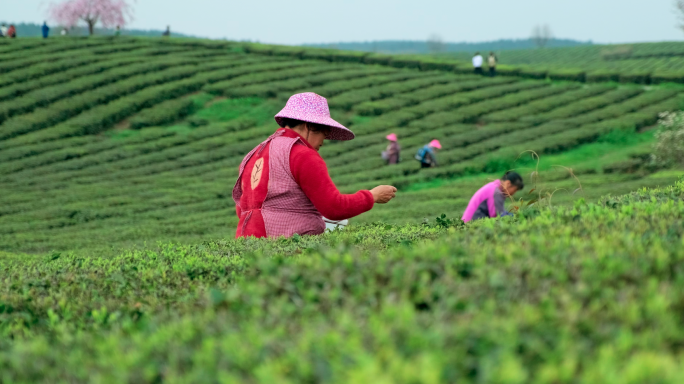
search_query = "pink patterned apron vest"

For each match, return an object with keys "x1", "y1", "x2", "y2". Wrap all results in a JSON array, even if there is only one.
[{"x1": 233, "y1": 131, "x2": 326, "y2": 238}]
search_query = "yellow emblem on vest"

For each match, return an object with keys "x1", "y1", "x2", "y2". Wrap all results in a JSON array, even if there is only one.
[{"x1": 251, "y1": 158, "x2": 264, "y2": 190}]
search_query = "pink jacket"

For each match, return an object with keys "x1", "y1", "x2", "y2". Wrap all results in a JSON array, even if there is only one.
[{"x1": 462, "y1": 180, "x2": 501, "y2": 222}]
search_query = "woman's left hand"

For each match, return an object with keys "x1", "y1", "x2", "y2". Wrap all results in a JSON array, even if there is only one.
[{"x1": 371, "y1": 185, "x2": 397, "y2": 204}]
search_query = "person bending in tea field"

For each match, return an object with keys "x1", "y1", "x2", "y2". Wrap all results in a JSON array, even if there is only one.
[
  {"x1": 415, "y1": 139, "x2": 441, "y2": 168},
  {"x1": 462, "y1": 171, "x2": 524, "y2": 222},
  {"x1": 233, "y1": 92, "x2": 397, "y2": 238},
  {"x1": 382, "y1": 133, "x2": 401, "y2": 165}
]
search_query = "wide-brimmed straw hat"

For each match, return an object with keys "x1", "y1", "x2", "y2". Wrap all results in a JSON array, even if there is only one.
[
  {"x1": 275, "y1": 92, "x2": 354, "y2": 141},
  {"x1": 386, "y1": 133, "x2": 397, "y2": 141}
]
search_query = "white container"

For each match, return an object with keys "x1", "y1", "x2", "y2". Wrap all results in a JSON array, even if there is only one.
[{"x1": 323, "y1": 217, "x2": 349, "y2": 231}]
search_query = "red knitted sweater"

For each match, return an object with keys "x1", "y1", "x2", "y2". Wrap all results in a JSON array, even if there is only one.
[{"x1": 235, "y1": 128, "x2": 374, "y2": 238}]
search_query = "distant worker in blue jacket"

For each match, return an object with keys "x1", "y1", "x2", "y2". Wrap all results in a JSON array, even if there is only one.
[
  {"x1": 42, "y1": 22, "x2": 50, "y2": 39},
  {"x1": 415, "y1": 139, "x2": 442, "y2": 168}
]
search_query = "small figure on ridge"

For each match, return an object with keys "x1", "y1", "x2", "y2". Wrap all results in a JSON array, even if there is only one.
[
  {"x1": 488, "y1": 52, "x2": 497, "y2": 77},
  {"x1": 472, "y1": 52, "x2": 483, "y2": 75},
  {"x1": 42, "y1": 22, "x2": 50, "y2": 39}
]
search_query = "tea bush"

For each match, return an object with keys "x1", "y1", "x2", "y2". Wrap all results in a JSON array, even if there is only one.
[
  {"x1": 1, "y1": 180, "x2": 684, "y2": 382},
  {"x1": 129, "y1": 97, "x2": 196, "y2": 129}
]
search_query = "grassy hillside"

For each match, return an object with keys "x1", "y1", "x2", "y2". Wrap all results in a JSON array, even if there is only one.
[
  {"x1": 1, "y1": 179, "x2": 684, "y2": 382},
  {"x1": 0, "y1": 36, "x2": 682, "y2": 254},
  {"x1": 438, "y1": 42, "x2": 684, "y2": 83}
]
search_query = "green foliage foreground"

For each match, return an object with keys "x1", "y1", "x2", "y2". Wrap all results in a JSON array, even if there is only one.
[{"x1": 2, "y1": 179, "x2": 684, "y2": 383}]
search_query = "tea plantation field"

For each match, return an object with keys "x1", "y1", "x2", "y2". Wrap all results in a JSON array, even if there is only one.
[
  {"x1": 2, "y1": 179, "x2": 684, "y2": 382},
  {"x1": 2, "y1": 36, "x2": 684, "y2": 382},
  {"x1": 1, "y1": 36, "x2": 683, "y2": 253}
]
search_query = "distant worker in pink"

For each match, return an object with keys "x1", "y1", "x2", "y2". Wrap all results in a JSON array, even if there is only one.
[
  {"x1": 462, "y1": 171, "x2": 524, "y2": 222},
  {"x1": 382, "y1": 133, "x2": 401, "y2": 165},
  {"x1": 233, "y1": 92, "x2": 398, "y2": 238},
  {"x1": 415, "y1": 139, "x2": 441, "y2": 168}
]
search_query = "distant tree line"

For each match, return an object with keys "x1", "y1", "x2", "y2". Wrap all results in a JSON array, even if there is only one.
[
  {"x1": 0, "y1": 22, "x2": 192, "y2": 38},
  {"x1": 305, "y1": 38, "x2": 593, "y2": 54}
]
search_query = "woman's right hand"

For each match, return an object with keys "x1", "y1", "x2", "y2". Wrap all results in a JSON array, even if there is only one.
[{"x1": 371, "y1": 185, "x2": 397, "y2": 204}]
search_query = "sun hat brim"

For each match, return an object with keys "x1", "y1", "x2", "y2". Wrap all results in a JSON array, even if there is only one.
[
  {"x1": 275, "y1": 92, "x2": 356, "y2": 141},
  {"x1": 275, "y1": 114, "x2": 354, "y2": 141}
]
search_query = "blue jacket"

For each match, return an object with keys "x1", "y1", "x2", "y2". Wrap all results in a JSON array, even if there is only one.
[{"x1": 415, "y1": 145, "x2": 437, "y2": 166}]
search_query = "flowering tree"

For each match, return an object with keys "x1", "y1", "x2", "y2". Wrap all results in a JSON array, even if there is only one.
[
  {"x1": 653, "y1": 111, "x2": 684, "y2": 166},
  {"x1": 49, "y1": 0, "x2": 134, "y2": 36}
]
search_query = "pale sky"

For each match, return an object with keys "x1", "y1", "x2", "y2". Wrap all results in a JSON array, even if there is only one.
[{"x1": 5, "y1": 0, "x2": 684, "y2": 45}]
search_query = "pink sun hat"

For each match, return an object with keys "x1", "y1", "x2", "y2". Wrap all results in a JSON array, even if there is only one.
[
  {"x1": 386, "y1": 133, "x2": 397, "y2": 141},
  {"x1": 429, "y1": 139, "x2": 442, "y2": 149},
  {"x1": 275, "y1": 92, "x2": 354, "y2": 141}
]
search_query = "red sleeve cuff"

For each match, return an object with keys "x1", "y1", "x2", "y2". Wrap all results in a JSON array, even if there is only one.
[{"x1": 361, "y1": 190, "x2": 375, "y2": 211}]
